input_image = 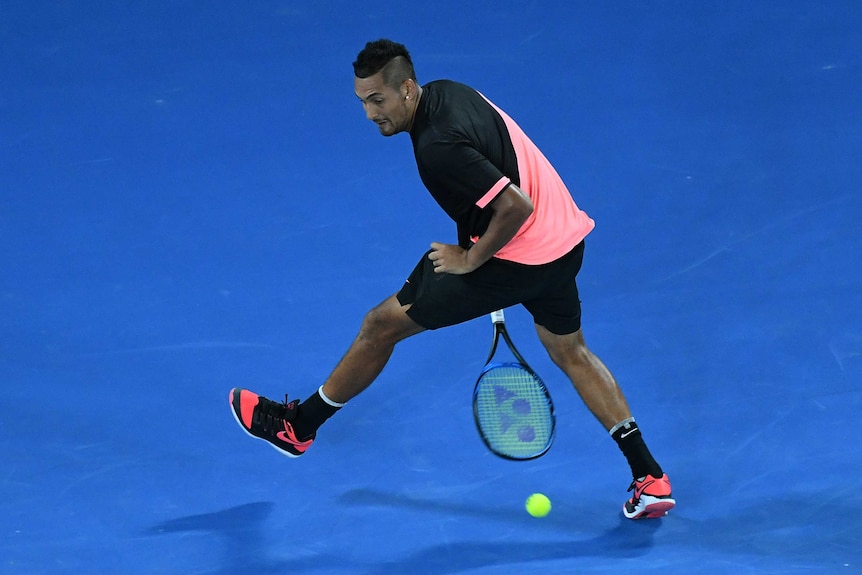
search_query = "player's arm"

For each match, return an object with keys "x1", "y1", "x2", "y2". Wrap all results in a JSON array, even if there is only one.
[{"x1": 429, "y1": 184, "x2": 533, "y2": 274}]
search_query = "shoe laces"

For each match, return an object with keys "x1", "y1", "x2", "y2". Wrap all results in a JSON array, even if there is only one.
[{"x1": 256, "y1": 395, "x2": 297, "y2": 432}]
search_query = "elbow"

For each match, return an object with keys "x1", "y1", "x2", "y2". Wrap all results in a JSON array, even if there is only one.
[
  {"x1": 505, "y1": 184, "x2": 534, "y2": 221},
  {"x1": 490, "y1": 184, "x2": 534, "y2": 226},
  {"x1": 522, "y1": 197, "x2": 535, "y2": 219},
  {"x1": 515, "y1": 193, "x2": 534, "y2": 224}
]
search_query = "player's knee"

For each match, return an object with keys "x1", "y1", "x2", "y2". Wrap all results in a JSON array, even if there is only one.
[
  {"x1": 543, "y1": 330, "x2": 591, "y2": 368},
  {"x1": 357, "y1": 307, "x2": 389, "y2": 342},
  {"x1": 358, "y1": 303, "x2": 410, "y2": 346},
  {"x1": 567, "y1": 342, "x2": 594, "y2": 368}
]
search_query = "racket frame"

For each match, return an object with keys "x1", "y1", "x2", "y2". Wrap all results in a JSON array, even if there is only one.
[{"x1": 473, "y1": 309, "x2": 556, "y2": 460}]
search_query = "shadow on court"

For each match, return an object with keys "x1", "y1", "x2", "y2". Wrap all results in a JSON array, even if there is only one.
[{"x1": 145, "y1": 502, "x2": 278, "y2": 574}]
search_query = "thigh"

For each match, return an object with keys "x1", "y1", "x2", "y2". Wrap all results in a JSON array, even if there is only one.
[
  {"x1": 396, "y1": 251, "x2": 528, "y2": 330},
  {"x1": 522, "y1": 284, "x2": 582, "y2": 335},
  {"x1": 396, "y1": 242, "x2": 586, "y2": 332},
  {"x1": 521, "y1": 242, "x2": 585, "y2": 335}
]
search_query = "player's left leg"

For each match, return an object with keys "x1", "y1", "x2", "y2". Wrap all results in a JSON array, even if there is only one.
[
  {"x1": 230, "y1": 294, "x2": 423, "y2": 457},
  {"x1": 319, "y1": 293, "x2": 425, "y2": 404}
]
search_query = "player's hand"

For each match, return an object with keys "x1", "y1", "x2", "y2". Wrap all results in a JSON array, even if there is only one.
[{"x1": 428, "y1": 242, "x2": 475, "y2": 275}]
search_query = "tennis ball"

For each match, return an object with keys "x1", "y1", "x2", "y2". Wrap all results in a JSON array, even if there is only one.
[{"x1": 525, "y1": 493, "x2": 551, "y2": 517}]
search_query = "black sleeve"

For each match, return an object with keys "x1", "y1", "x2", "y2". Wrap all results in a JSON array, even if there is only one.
[{"x1": 416, "y1": 138, "x2": 511, "y2": 220}]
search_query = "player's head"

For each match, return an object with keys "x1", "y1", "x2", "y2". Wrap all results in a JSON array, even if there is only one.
[
  {"x1": 353, "y1": 39, "x2": 416, "y2": 88},
  {"x1": 353, "y1": 39, "x2": 420, "y2": 137}
]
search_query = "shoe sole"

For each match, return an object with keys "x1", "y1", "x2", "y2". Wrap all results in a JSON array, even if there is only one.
[
  {"x1": 623, "y1": 496, "x2": 676, "y2": 519},
  {"x1": 229, "y1": 389, "x2": 303, "y2": 458}
]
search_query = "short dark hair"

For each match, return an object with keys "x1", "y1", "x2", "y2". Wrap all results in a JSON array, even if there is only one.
[{"x1": 353, "y1": 39, "x2": 416, "y2": 90}]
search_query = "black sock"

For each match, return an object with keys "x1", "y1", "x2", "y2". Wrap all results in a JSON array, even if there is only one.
[
  {"x1": 293, "y1": 388, "x2": 342, "y2": 440},
  {"x1": 610, "y1": 419, "x2": 663, "y2": 480}
]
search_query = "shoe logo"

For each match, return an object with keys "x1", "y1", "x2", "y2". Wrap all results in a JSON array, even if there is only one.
[
  {"x1": 631, "y1": 475, "x2": 671, "y2": 500},
  {"x1": 277, "y1": 425, "x2": 313, "y2": 448},
  {"x1": 634, "y1": 477, "x2": 656, "y2": 499}
]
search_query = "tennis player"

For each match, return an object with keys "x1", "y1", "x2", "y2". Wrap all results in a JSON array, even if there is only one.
[{"x1": 230, "y1": 39, "x2": 674, "y2": 519}]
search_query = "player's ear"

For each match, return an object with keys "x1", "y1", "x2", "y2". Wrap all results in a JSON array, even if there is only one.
[{"x1": 402, "y1": 79, "x2": 415, "y2": 101}]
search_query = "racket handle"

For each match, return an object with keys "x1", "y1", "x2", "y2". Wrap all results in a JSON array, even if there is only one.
[{"x1": 490, "y1": 309, "x2": 505, "y2": 324}]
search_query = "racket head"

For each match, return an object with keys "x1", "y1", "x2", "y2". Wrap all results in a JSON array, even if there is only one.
[{"x1": 473, "y1": 361, "x2": 555, "y2": 460}]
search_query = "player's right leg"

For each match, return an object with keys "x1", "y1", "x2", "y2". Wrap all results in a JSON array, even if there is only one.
[
  {"x1": 534, "y1": 326, "x2": 632, "y2": 430},
  {"x1": 622, "y1": 473, "x2": 675, "y2": 519},
  {"x1": 536, "y1": 326, "x2": 675, "y2": 518}
]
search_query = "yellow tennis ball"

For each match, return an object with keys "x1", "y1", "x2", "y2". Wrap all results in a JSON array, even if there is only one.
[{"x1": 525, "y1": 493, "x2": 551, "y2": 517}]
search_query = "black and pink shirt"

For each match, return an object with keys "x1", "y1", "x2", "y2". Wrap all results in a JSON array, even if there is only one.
[{"x1": 409, "y1": 80, "x2": 595, "y2": 266}]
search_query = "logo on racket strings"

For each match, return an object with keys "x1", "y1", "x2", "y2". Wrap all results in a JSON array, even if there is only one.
[{"x1": 493, "y1": 385, "x2": 539, "y2": 443}]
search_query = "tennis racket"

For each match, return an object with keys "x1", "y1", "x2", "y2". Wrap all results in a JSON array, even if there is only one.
[{"x1": 472, "y1": 309, "x2": 555, "y2": 460}]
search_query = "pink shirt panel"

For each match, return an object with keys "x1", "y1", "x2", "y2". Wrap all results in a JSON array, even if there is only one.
[{"x1": 479, "y1": 99, "x2": 595, "y2": 265}]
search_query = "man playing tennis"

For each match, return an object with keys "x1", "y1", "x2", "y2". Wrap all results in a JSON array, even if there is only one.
[{"x1": 230, "y1": 39, "x2": 675, "y2": 519}]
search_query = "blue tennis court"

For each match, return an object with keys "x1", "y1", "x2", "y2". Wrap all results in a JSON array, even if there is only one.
[{"x1": 2, "y1": 2, "x2": 860, "y2": 573}]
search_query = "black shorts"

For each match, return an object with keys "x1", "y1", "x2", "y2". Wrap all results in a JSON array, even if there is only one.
[{"x1": 397, "y1": 241, "x2": 585, "y2": 335}]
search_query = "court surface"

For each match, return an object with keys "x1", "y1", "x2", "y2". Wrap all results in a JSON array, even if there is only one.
[{"x1": 2, "y1": 2, "x2": 860, "y2": 573}]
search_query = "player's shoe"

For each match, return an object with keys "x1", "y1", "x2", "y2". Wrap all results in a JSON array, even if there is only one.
[
  {"x1": 229, "y1": 388, "x2": 314, "y2": 457},
  {"x1": 622, "y1": 473, "x2": 675, "y2": 519}
]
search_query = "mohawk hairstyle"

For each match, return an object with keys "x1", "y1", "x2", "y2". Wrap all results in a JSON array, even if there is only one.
[{"x1": 353, "y1": 39, "x2": 417, "y2": 89}]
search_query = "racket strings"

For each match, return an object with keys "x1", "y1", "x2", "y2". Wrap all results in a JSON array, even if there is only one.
[{"x1": 474, "y1": 364, "x2": 553, "y2": 459}]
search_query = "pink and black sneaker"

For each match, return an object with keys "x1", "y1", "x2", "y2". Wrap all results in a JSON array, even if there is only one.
[
  {"x1": 623, "y1": 473, "x2": 675, "y2": 519},
  {"x1": 229, "y1": 388, "x2": 314, "y2": 457}
]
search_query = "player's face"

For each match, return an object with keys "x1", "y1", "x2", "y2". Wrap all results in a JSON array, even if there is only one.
[{"x1": 354, "y1": 72, "x2": 411, "y2": 137}]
